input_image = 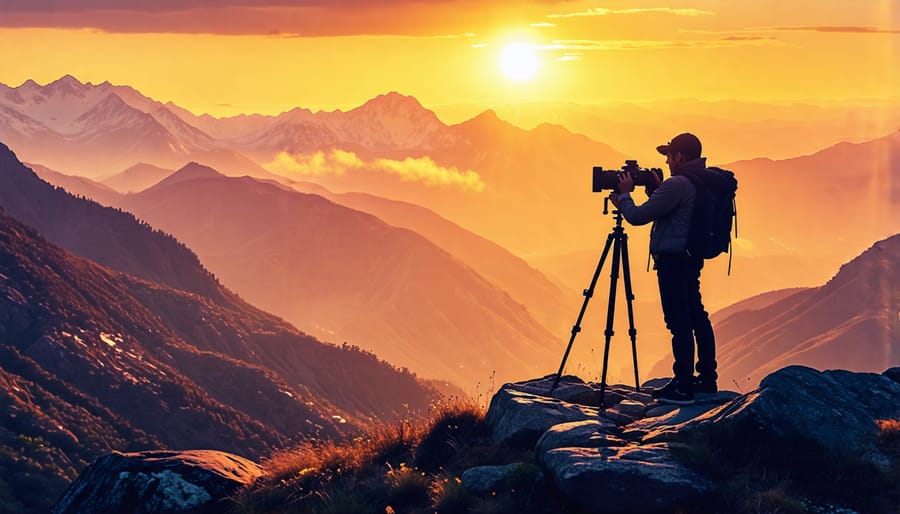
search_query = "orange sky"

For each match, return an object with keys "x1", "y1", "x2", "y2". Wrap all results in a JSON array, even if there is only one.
[{"x1": 0, "y1": 0, "x2": 897, "y2": 117}]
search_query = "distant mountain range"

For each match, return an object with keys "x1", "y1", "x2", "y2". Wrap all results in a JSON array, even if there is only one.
[
  {"x1": 0, "y1": 76, "x2": 274, "y2": 180},
  {"x1": 476, "y1": 99, "x2": 900, "y2": 164},
  {"x1": 649, "y1": 234, "x2": 900, "y2": 388},
  {"x1": 0, "y1": 76, "x2": 628, "y2": 257}
]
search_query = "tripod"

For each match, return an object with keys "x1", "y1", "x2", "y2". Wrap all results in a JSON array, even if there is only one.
[{"x1": 551, "y1": 198, "x2": 640, "y2": 406}]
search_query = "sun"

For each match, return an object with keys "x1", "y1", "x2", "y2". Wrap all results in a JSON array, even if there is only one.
[{"x1": 499, "y1": 43, "x2": 540, "y2": 82}]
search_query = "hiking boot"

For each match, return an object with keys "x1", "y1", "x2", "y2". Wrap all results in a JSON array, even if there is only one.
[
  {"x1": 652, "y1": 379, "x2": 695, "y2": 405},
  {"x1": 694, "y1": 376, "x2": 718, "y2": 394}
]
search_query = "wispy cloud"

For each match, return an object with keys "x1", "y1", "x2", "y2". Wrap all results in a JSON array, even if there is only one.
[
  {"x1": 547, "y1": 7, "x2": 715, "y2": 19},
  {"x1": 0, "y1": 2, "x2": 480, "y2": 36},
  {"x1": 770, "y1": 26, "x2": 900, "y2": 34},
  {"x1": 0, "y1": 1, "x2": 403, "y2": 11},
  {"x1": 546, "y1": 36, "x2": 778, "y2": 51},
  {"x1": 686, "y1": 26, "x2": 900, "y2": 36},
  {"x1": 266, "y1": 150, "x2": 485, "y2": 192}
]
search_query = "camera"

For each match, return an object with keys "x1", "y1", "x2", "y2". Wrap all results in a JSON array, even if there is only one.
[{"x1": 592, "y1": 160, "x2": 663, "y2": 193}]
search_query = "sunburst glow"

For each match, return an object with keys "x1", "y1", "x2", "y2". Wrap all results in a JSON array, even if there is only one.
[{"x1": 499, "y1": 43, "x2": 540, "y2": 82}]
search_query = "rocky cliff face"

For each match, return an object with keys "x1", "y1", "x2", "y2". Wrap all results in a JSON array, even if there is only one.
[{"x1": 483, "y1": 366, "x2": 900, "y2": 513}]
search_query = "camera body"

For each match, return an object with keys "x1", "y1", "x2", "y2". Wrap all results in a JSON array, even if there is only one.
[{"x1": 593, "y1": 160, "x2": 664, "y2": 194}]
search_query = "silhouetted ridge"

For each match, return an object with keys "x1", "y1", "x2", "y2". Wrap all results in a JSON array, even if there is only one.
[
  {"x1": 145, "y1": 161, "x2": 225, "y2": 192},
  {"x1": 706, "y1": 233, "x2": 900, "y2": 386},
  {"x1": 0, "y1": 141, "x2": 236, "y2": 306}
]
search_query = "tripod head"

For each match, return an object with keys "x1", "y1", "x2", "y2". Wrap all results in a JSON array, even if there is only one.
[{"x1": 602, "y1": 197, "x2": 625, "y2": 226}]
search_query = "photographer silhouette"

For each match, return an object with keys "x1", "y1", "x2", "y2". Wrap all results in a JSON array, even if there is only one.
[{"x1": 609, "y1": 133, "x2": 718, "y2": 405}]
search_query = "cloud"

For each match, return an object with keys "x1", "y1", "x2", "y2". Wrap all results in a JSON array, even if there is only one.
[
  {"x1": 265, "y1": 150, "x2": 485, "y2": 192},
  {"x1": 266, "y1": 150, "x2": 346, "y2": 176},
  {"x1": 0, "y1": 1, "x2": 399, "y2": 11},
  {"x1": 546, "y1": 36, "x2": 778, "y2": 51},
  {"x1": 770, "y1": 26, "x2": 900, "y2": 34},
  {"x1": 686, "y1": 26, "x2": 900, "y2": 37},
  {"x1": 0, "y1": 1, "x2": 481, "y2": 36},
  {"x1": 718, "y1": 35, "x2": 778, "y2": 42},
  {"x1": 547, "y1": 7, "x2": 715, "y2": 19}
]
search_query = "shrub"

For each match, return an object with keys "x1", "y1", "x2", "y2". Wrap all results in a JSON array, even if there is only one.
[
  {"x1": 430, "y1": 476, "x2": 471, "y2": 514},
  {"x1": 385, "y1": 463, "x2": 431, "y2": 509},
  {"x1": 876, "y1": 419, "x2": 900, "y2": 458}
]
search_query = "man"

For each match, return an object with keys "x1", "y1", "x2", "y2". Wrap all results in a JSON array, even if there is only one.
[{"x1": 609, "y1": 132, "x2": 717, "y2": 405}]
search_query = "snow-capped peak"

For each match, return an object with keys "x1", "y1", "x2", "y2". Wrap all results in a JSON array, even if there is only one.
[{"x1": 45, "y1": 74, "x2": 91, "y2": 98}]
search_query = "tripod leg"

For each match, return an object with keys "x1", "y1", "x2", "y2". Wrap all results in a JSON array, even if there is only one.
[
  {"x1": 620, "y1": 232, "x2": 641, "y2": 392},
  {"x1": 599, "y1": 230, "x2": 623, "y2": 408},
  {"x1": 551, "y1": 231, "x2": 615, "y2": 392}
]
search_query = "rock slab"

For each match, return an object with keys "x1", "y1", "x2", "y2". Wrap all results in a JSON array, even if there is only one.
[
  {"x1": 542, "y1": 443, "x2": 712, "y2": 514},
  {"x1": 52, "y1": 450, "x2": 263, "y2": 514},
  {"x1": 485, "y1": 386, "x2": 600, "y2": 448}
]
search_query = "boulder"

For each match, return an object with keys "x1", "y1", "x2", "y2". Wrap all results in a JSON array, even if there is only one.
[
  {"x1": 657, "y1": 366, "x2": 900, "y2": 465},
  {"x1": 535, "y1": 420, "x2": 626, "y2": 457},
  {"x1": 461, "y1": 462, "x2": 543, "y2": 496},
  {"x1": 52, "y1": 450, "x2": 262, "y2": 514},
  {"x1": 542, "y1": 443, "x2": 712, "y2": 514},
  {"x1": 485, "y1": 387, "x2": 600, "y2": 448}
]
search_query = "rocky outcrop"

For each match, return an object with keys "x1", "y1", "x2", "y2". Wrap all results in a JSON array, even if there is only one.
[
  {"x1": 53, "y1": 366, "x2": 900, "y2": 514},
  {"x1": 480, "y1": 366, "x2": 900, "y2": 514},
  {"x1": 52, "y1": 450, "x2": 262, "y2": 514},
  {"x1": 648, "y1": 366, "x2": 900, "y2": 466}
]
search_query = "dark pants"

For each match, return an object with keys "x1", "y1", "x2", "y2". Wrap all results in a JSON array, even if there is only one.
[{"x1": 655, "y1": 253, "x2": 717, "y2": 384}]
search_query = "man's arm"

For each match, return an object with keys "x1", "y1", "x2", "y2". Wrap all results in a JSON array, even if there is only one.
[{"x1": 614, "y1": 177, "x2": 688, "y2": 226}]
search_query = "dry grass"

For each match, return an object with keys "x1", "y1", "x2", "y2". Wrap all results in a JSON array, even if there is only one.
[
  {"x1": 227, "y1": 396, "x2": 488, "y2": 514},
  {"x1": 876, "y1": 418, "x2": 900, "y2": 452}
]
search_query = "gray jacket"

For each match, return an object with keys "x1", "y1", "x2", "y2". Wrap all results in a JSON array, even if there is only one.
[{"x1": 617, "y1": 158, "x2": 706, "y2": 255}]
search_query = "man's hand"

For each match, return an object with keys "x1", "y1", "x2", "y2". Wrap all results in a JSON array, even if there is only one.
[{"x1": 617, "y1": 172, "x2": 635, "y2": 194}]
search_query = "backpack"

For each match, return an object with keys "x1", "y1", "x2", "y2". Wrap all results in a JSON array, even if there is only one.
[{"x1": 681, "y1": 166, "x2": 738, "y2": 267}]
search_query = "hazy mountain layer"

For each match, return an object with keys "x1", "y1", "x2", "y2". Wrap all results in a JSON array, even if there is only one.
[
  {"x1": 117, "y1": 166, "x2": 561, "y2": 388},
  {"x1": 289, "y1": 182, "x2": 572, "y2": 335},
  {"x1": 102, "y1": 162, "x2": 174, "y2": 193}
]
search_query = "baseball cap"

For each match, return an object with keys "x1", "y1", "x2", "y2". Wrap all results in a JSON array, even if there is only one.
[{"x1": 656, "y1": 133, "x2": 702, "y2": 159}]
